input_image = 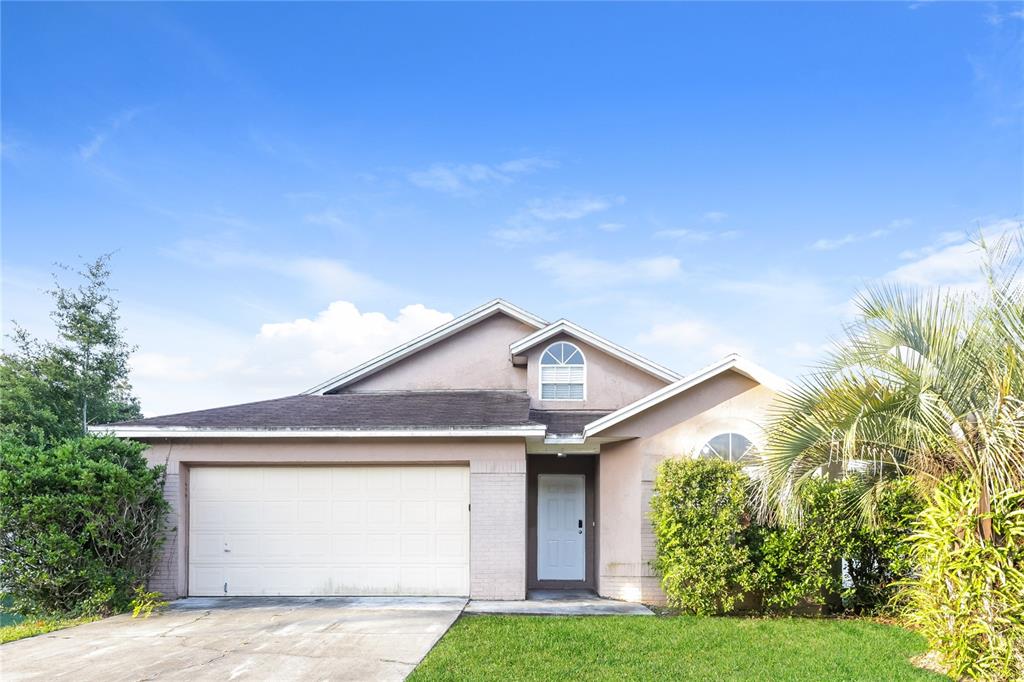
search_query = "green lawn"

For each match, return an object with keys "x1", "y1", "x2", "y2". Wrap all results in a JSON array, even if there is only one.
[
  {"x1": 0, "y1": 616, "x2": 97, "y2": 644},
  {"x1": 410, "y1": 615, "x2": 942, "y2": 681}
]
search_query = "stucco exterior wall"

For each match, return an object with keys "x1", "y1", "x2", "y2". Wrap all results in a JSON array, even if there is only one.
[
  {"x1": 341, "y1": 313, "x2": 534, "y2": 392},
  {"x1": 595, "y1": 370, "x2": 778, "y2": 603},
  {"x1": 143, "y1": 438, "x2": 527, "y2": 601},
  {"x1": 524, "y1": 333, "x2": 669, "y2": 411}
]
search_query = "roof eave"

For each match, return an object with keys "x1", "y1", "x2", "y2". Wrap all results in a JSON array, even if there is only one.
[
  {"x1": 88, "y1": 424, "x2": 549, "y2": 439},
  {"x1": 582, "y1": 354, "x2": 790, "y2": 438}
]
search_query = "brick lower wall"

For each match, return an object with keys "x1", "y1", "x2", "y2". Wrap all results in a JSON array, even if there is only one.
[
  {"x1": 148, "y1": 471, "x2": 182, "y2": 599},
  {"x1": 469, "y1": 467, "x2": 527, "y2": 600}
]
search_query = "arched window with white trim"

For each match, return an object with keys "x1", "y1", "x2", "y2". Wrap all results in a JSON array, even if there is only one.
[
  {"x1": 700, "y1": 432, "x2": 757, "y2": 463},
  {"x1": 540, "y1": 341, "x2": 586, "y2": 400}
]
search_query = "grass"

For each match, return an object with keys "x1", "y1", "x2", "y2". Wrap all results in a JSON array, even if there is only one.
[
  {"x1": 0, "y1": 615, "x2": 98, "y2": 644},
  {"x1": 410, "y1": 614, "x2": 944, "y2": 681}
]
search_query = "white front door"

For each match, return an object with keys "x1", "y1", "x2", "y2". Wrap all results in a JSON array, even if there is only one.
[{"x1": 537, "y1": 474, "x2": 585, "y2": 581}]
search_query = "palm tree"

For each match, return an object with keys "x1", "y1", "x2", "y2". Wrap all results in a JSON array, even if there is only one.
[{"x1": 756, "y1": 230, "x2": 1024, "y2": 535}]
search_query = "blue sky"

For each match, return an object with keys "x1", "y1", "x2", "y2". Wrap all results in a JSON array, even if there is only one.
[{"x1": 3, "y1": 2, "x2": 1022, "y2": 416}]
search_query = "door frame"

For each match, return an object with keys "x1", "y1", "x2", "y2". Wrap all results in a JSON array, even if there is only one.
[{"x1": 527, "y1": 454, "x2": 596, "y2": 590}]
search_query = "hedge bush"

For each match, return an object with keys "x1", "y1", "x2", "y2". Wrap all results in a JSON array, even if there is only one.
[
  {"x1": 650, "y1": 457, "x2": 920, "y2": 615},
  {"x1": 0, "y1": 435, "x2": 169, "y2": 616},
  {"x1": 649, "y1": 458, "x2": 751, "y2": 615}
]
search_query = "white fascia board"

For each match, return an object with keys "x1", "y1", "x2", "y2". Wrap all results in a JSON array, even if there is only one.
[
  {"x1": 88, "y1": 425, "x2": 548, "y2": 439},
  {"x1": 509, "y1": 319, "x2": 681, "y2": 383},
  {"x1": 583, "y1": 354, "x2": 791, "y2": 437},
  {"x1": 304, "y1": 299, "x2": 547, "y2": 395}
]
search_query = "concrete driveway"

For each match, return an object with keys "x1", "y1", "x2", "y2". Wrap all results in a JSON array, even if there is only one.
[{"x1": 1, "y1": 597, "x2": 466, "y2": 681}]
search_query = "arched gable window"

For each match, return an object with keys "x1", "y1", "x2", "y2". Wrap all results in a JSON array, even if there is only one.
[
  {"x1": 540, "y1": 341, "x2": 586, "y2": 400},
  {"x1": 700, "y1": 432, "x2": 757, "y2": 463}
]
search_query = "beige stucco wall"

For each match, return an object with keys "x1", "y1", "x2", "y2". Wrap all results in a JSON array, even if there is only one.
[
  {"x1": 143, "y1": 438, "x2": 527, "y2": 601},
  {"x1": 524, "y1": 333, "x2": 669, "y2": 410},
  {"x1": 341, "y1": 313, "x2": 534, "y2": 392},
  {"x1": 595, "y1": 370, "x2": 777, "y2": 603}
]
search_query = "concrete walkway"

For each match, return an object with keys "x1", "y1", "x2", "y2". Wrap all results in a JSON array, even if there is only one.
[
  {"x1": 466, "y1": 589, "x2": 653, "y2": 616},
  {"x1": 1, "y1": 596, "x2": 466, "y2": 681}
]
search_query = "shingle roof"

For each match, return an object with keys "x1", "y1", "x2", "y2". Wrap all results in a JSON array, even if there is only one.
[
  {"x1": 107, "y1": 391, "x2": 536, "y2": 431},
  {"x1": 528, "y1": 409, "x2": 611, "y2": 437}
]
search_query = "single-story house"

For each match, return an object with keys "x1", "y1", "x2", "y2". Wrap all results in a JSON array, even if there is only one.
[{"x1": 93, "y1": 299, "x2": 788, "y2": 603}]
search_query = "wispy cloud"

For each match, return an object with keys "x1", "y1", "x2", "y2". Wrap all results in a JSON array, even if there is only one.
[
  {"x1": 535, "y1": 252, "x2": 681, "y2": 289},
  {"x1": 304, "y1": 209, "x2": 358, "y2": 234},
  {"x1": 409, "y1": 156, "x2": 557, "y2": 195},
  {"x1": 810, "y1": 218, "x2": 912, "y2": 251},
  {"x1": 703, "y1": 211, "x2": 729, "y2": 223},
  {"x1": 654, "y1": 228, "x2": 741, "y2": 242},
  {"x1": 521, "y1": 195, "x2": 619, "y2": 221},
  {"x1": 885, "y1": 218, "x2": 1020, "y2": 288},
  {"x1": 490, "y1": 194, "x2": 622, "y2": 246},
  {"x1": 171, "y1": 239, "x2": 387, "y2": 299},
  {"x1": 598, "y1": 222, "x2": 625, "y2": 232},
  {"x1": 78, "y1": 108, "x2": 142, "y2": 160}
]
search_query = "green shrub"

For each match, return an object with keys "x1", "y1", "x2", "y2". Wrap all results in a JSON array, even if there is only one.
[
  {"x1": 651, "y1": 458, "x2": 921, "y2": 616},
  {"x1": 130, "y1": 585, "x2": 168, "y2": 619},
  {"x1": 844, "y1": 476, "x2": 922, "y2": 614},
  {"x1": 748, "y1": 478, "x2": 857, "y2": 612},
  {"x1": 899, "y1": 478, "x2": 1024, "y2": 681},
  {"x1": 0, "y1": 435, "x2": 170, "y2": 617},
  {"x1": 649, "y1": 458, "x2": 751, "y2": 614}
]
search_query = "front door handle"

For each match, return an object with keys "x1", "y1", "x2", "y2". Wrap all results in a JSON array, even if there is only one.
[{"x1": 578, "y1": 519, "x2": 583, "y2": 534}]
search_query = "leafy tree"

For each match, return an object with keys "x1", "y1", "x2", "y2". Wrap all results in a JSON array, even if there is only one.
[{"x1": 1, "y1": 255, "x2": 140, "y2": 444}]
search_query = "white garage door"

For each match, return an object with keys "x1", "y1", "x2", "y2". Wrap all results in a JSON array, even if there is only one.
[{"x1": 188, "y1": 466, "x2": 470, "y2": 597}]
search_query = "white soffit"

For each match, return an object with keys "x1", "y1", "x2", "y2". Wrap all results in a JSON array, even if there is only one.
[
  {"x1": 582, "y1": 354, "x2": 791, "y2": 437},
  {"x1": 87, "y1": 425, "x2": 548, "y2": 439},
  {"x1": 304, "y1": 299, "x2": 547, "y2": 395},
  {"x1": 509, "y1": 319, "x2": 682, "y2": 383}
]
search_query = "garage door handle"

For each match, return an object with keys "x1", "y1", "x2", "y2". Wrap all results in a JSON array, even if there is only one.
[{"x1": 224, "y1": 548, "x2": 231, "y2": 553}]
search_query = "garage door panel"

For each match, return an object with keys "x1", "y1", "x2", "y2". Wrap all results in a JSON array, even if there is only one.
[{"x1": 189, "y1": 466, "x2": 469, "y2": 596}]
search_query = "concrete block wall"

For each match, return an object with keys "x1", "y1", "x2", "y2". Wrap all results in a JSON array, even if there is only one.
[{"x1": 469, "y1": 458, "x2": 527, "y2": 600}]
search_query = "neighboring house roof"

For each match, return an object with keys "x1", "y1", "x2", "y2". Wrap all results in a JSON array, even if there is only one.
[
  {"x1": 528, "y1": 409, "x2": 611, "y2": 437},
  {"x1": 509, "y1": 319, "x2": 681, "y2": 383},
  {"x1": 582, "y1": 353, "x2": 791, "y2": 438},
  {"x1": 305, "y1": 299, "x2": 547, "y2": 395},
  {"x1": 92, "y1": 390, "x2": 547, "y2": 438}
]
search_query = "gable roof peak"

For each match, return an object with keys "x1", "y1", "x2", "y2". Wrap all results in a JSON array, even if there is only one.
[
  {"x1": 305, "y1": 298, "x2": 546, "y2": 395},
  {"x1": 509, "y1": 318, "x2": 681, "y2": 383}
]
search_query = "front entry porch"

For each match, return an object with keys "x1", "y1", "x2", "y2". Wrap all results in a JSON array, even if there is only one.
[{"x1": 526, "y1": 453, "x2": 597, "y2": 591}]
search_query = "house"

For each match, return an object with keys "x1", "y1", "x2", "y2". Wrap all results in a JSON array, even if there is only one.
[{"x1": 93, "y1": 299, "x2": 788, "y2": 603}]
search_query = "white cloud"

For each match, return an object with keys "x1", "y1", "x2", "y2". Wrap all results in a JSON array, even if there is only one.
[
  {"x1": 598, "y1": 222, "x2": 624, "y2": 232},
  {"x1": 409, "y1": 157, "x2": 557, "y2": 195},
  {"x1": 703, "y1": 211, "x2": 729, "y2": 223},
  {"x1": 129, "y1": 301, "x2": 453, "y2": 416},
  {"x1": 885, "y1": 219, "x2": 1020, "y2": 288},
  {"x1": 637, "y1": 320, "x2": 713, "y2": 348},
  {"x1": 491, "y1": 225, "x2": 560, "y2": 246},
  {"x1": 811, "y1": 218, "x2": 912, "y2": 251},
  {"x1": 654, "y1": 229, "x2": 712, "y2": 242},
  {"x1": 79, "y1": 108, "x2": 141, "y2": 160},
  {"x1": 171, "y1": 239, "x2": 386, "y2": 299},
  {"x1": 536, "y1": 253, "x2": 681, "y2": 289},
  {"x1": 654, "y1": 228, "x2": 742, "y2": 241},
  {"x1": 522, "y1": 195, "x2": 620, "y2": 221},
  {"x1": 491, "y1": 194, "x2": 621, "y2": 246}
]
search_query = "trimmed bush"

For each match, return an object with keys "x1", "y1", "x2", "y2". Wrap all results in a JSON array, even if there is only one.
[
  {"x1": 900, "y1": 479, "x2": 1024, "y2": 681},
  {"x1": 651, "y1": 458, "x2": 921, "y2": 615},
  {"x1": 649, "y1": 458, "x2": 751, "y2": 614},
  {"x1": 0, "y1": 435, "x2": 169, "y2": 616}
]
